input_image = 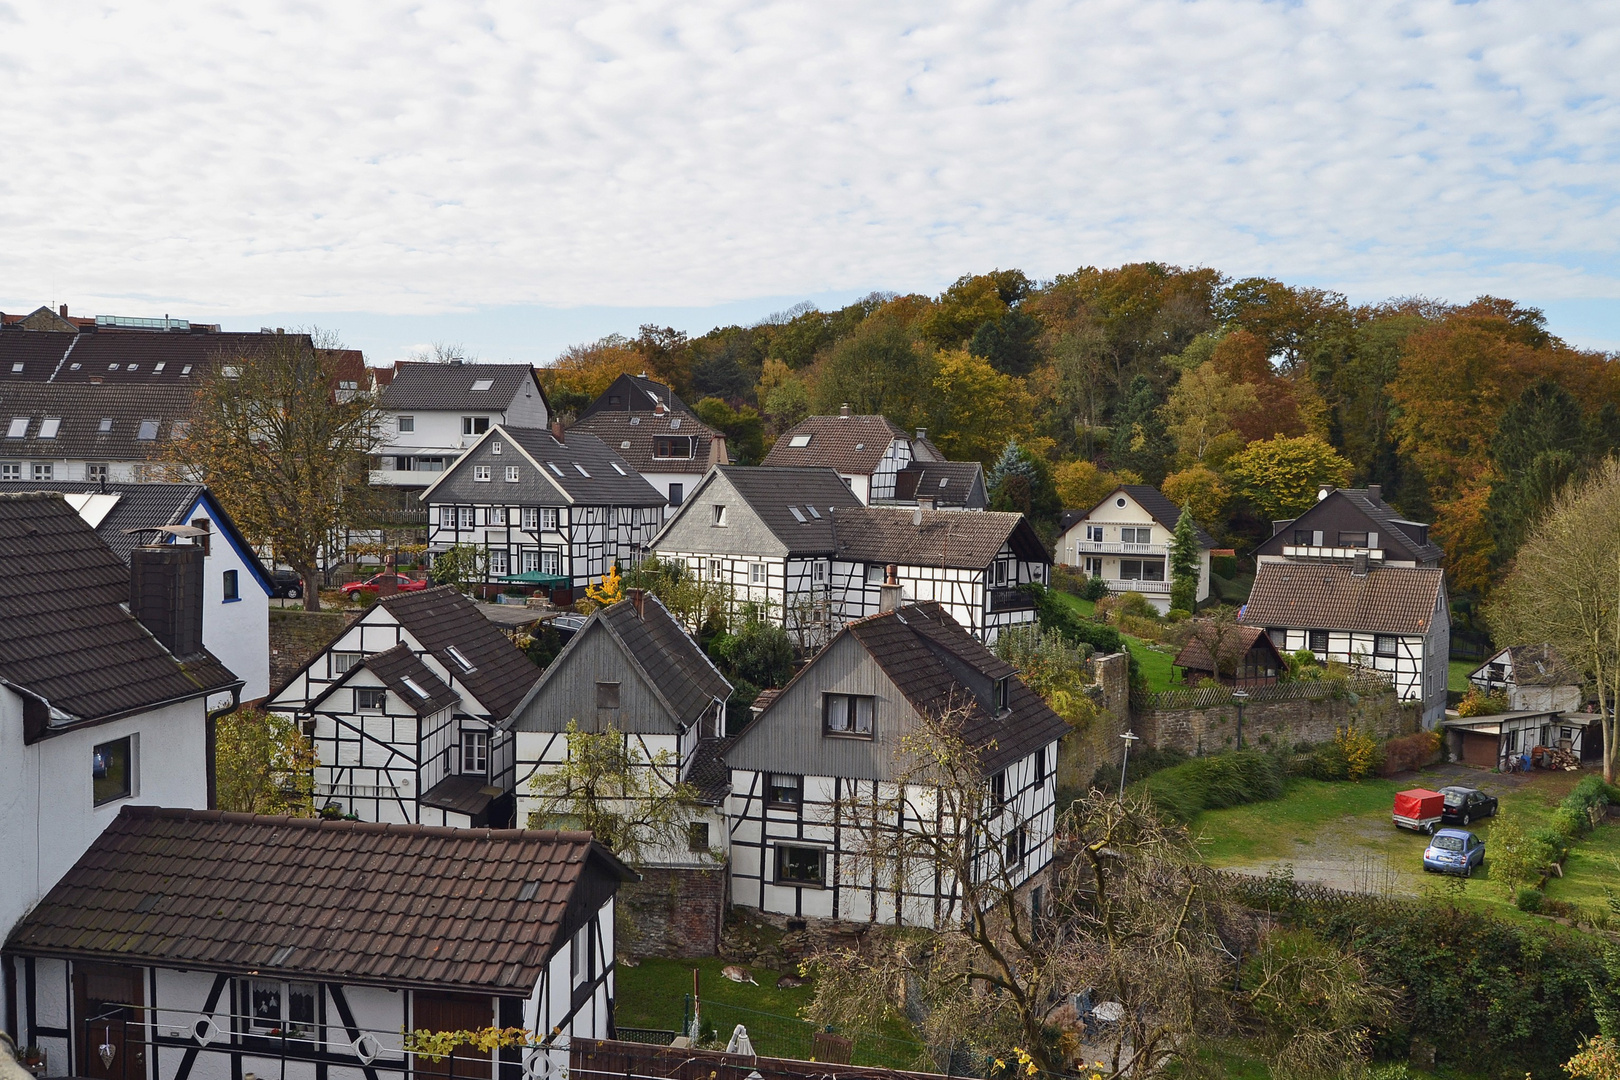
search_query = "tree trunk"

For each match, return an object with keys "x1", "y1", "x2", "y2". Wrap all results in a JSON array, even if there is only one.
[{"x1": 302, "y1": 568, "x2": 322, "y2": 612}]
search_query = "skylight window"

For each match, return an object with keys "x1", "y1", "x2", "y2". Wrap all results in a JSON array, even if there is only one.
[
  {"x1": 788, "y1": 434, "x2": 811, "y2": 448},
  {"x1": 154, "y1": 362, "x2": 165, "y2": 372},
  {"x1": 620, "y1": 440, "x2": 631, "y2": 449},
  {"x1": 939, "y1": 477, "x2": 950, "y2": 488},
  {"x1": 171, "y1": 421, "x2": 189, "y2": 439},
  {"x1": 854, "y1": 443, "x2": 864, "y2": 450},
  {"x1": 9, "y1": 363, "x2": 20, "y2": 373},
  {"x1": 98, "y1": 418, "x2": 113, "y2": 433},
  {"x1": 806, "y1": 505, "x2": 821, "y2": 519},
  {"x1": 446, "y1": 646, "x2": 476, "y2": 673},
  {"x1": 547, "y1": 462, "x2": 565, "y2": 476},
  {"x1": 670, "y1": 417, "x2": 682, "y2": 429},
  {"x1": 401, "y1": 676, "x2": 428, "y2": 699},
  {"x1": 222, "y1": 365, "x2": 240, "y2": 378},
  {"x1": 137, "y1": 419, "x2": 160, "y2": 440},
  {"x1": 127, "y1": 364, "x2": 138, "y2": 371},
  {"x1": 38, "y1": 417, "x2": 60, "y2": 439},
  {"x1": 789, "y1": 506, "x2": 807, "y2": 523},
  {"x1": 611, "y1": 462, "x2": 627, "y2": 475},
  {"x1": 69, "y1": 362, "x2": 81, "y2": 371},
  {"x1": 108, "y1": 363, "x2": 120, "y2": 371},
  {"x1": 181, "y1": 364, "x2": 193, "y2": 375},
  {"x1": 6, "y1": 417, "x2": 26, "y2": 438},
  {"x1": 629, "y1": 416, "x2": 641, "y2": 426},
  {"x1": 574, "y1": 464, "x2": 591, "y2": 477},
  {"x1": 470, "y1": 379, "x2": 494, "y2": 392}
]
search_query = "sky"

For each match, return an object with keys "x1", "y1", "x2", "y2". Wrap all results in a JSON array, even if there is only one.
[{"x1": 2, "y1": 0, "x2": 1618, "y2": 364}]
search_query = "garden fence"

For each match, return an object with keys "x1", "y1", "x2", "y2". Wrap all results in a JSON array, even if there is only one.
[{"x1": 1131, "y1": 671, "x2": 1393, "y2": 714}]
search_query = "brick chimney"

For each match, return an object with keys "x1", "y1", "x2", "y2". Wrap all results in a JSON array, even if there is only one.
[
  {"x1": 130, "y1": 543, "x2": 205, "y2": 657},
  {"x1": 707, "y1": 432, "x2": 729, "y2": 467},
  {"x1": 551, "y1": 420, "x2": 565, "y2": 443},
  {"x1": 879, "y1": 565, "x2": 902, "y2": 613},
  {"x1": 915, "y1": 428, "x2": 927, "y2": 441},
  {"x1": 1352, "y1": 551, "x2": 1369, "y2": 577},
  {"x1": 58, "y1": 304, "x2": 68, "y2": 318},
  {"x1": 189, "y1": 517, "x2": 212, "y2": 557},
  {"x1": 628, "y1": 587, "x2": 646, "y2": 620},
  {"x1": 839, "y1": 403, "x2": 850, "y2": 418}
]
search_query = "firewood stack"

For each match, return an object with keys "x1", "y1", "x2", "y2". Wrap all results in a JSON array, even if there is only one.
[{"x1": 1543, "y1": 746, "x2": 1581, "y2": 770}]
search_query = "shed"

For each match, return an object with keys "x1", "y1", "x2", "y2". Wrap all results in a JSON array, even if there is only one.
[
  {"x1": 1173, "y1": 625, "x2": 1285, "y2": 688},
  {"x1": 1441, "y1": 710, "x2": 1582, "y2": 768}
]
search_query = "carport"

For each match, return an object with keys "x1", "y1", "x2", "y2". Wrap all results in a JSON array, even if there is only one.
[{"x1": 1442, "y1": 710, "x2": 1575, "y2": 769}]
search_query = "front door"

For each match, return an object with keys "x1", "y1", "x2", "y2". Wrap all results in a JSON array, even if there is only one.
[
  {"x1": 74, "y1": 963, "x2": 146, "y2": 1080},
  {"x1": 413, "y1": 991, "x2": 493, "y2": 1079}
]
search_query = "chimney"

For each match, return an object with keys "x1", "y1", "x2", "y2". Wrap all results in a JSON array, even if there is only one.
[
  {"x1": 1317, "y1": 484, "x2": 1333, "y2": 501},
  {"x1": 59, "y1": 304, "x2": 68, "y2": 318},
  {"x1": 130, "y1": 544, "x2": 205, "y2": 657},
  {"x1": 915, "y1": 428, "x2": 926, "y2": 441},
  {"x1": 1352, "y1": 551, "x2": 1369, "y2": 577},
  {"x1": 1366, "y1": 483, "x2": 1382, "y2": 503},
  {"x1": 654, "y1": 400, "x2": 667, "y2": 416},
  {"x1": 707, "y1": 432, "x2": 729, "y2": 467},
  {"x1": 189, "y1": 517, "x2": 212, "y2": 557},
  {"x1": 551, "y1": 420, "x2": 565, "y2": 443},
  {"x1": 879, "y1": 565, "x2": 902, "y2": 613},
  {"x1": 840, "y1": 403, "x2": 850, "y2": 418},
  {"x1": 628, "y1": 587, "x2": 647, "y2": 620}
]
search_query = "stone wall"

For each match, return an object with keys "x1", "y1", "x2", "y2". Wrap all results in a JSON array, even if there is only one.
[
  {"x1": 1135, "y1": 688, "x2": 1418, "y2": 756},
  {"x1": 1058, "y1": 652, "x2": 1131, "y2": 793},
  {"x1": 617, "y1": 863, "x2": 729, "y2": 958}
]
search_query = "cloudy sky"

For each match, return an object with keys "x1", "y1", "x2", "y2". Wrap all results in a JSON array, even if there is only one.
[{"x1": 3, "y1": 0, "x2": 1617, "y2": 362}]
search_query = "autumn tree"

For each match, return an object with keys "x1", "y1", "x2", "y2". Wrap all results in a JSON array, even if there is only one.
[
  {"x1": 172, "y1": 330, "x2": 383, "y2": 610},
  {"x1": 809, "y1": 312, "x2": 936, "y2": 422},
  {"x1": 1208, "y1": 329, "x2": 1315, "y2": 442},
  {"x1": 215, "y1": 709, "x2": 316, "y2": 815},
  {"x1": 1109, "y1": 374, "x2": 1173, "y2": 483},
  {"x1": 1224, "y1": 434, "x2": 1353, "y2": 522},
  {"x1": 694, "y1": 397, "x2": 766, "y2": 464},
  {"x1": 1054, "y1": 458, "x2": 1131, "y2": 512},
  {"x1": 538, "y1": 334, "x2": 644, "y2": 416},
  {"x1": 1487, "y1": 457, "x2": 1620, "y2": 782},
  {"x1": 1161, "y1": 360, "x2": 1257, "y2": 467},
  {"x1": 1161, "y1": 465, "x2": 1230, "y2": 538},
  {"x1": 928, "y1": 349, "x2": 1034, "y2": 463}
]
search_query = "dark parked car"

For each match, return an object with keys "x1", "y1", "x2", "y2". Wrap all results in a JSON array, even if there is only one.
[
  {"x1": 1439, "y1": 785, "x2": 1498, "y2": 826},
  {"x1": 269, "y1": 570, "x2": 304, "y2": 599},
  {"x1": 1423, "y1": 828, "x2": 1485, "y2": 877}
]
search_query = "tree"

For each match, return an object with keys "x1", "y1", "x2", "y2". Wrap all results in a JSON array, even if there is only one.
[
  {"x1": 527, "y1": 720, "x2": 700, "y2": 865},
  {"x1": 810, "y1": 313, "x2": 936, "y2": 422},
  {"x1": 1488, "y1": 457, "x2": 1620, "y2": 782},
  {"x1": 1109, "y1": 374, "x2": 1173, "y2": 483},
  {"x1": 430, "y1": 543, "x2": 488, "y2": 593},
  {"x1": 928, "y1": 349, "x2": 1035, "y2": 464},
  {"x1": 1168, "y1": 504, "x2": 1201, "y2": 613},
  {"x1": 988, "y1": 439, "x2": 1061, "y2": 528},
  {"x1": 1161, "y1": 360, "x2": 1257, "y2": 465},
  {"x1": 694, "y1": 397, "x2": 766, "y2": 464},
  {"x1": 586, "y1": 565, "x2": 624, "y2": 607},
  {"x1": 1054, "y1": 458, "x2": 1131, "y2": 511},
  {"x1": 215, "y1": 709, "x2": 316, "y2": 815},
  {"x1": 993, "y1": 624, "x2": 1095, "y2": 724},
  {"x1": 539, "y1": 334, "x2": 643, "y2": 416},
  {"x1": 172, "y1": 330, "x2": 383, "y2": 610},
  {"x1": 1161, "y1": 465, "x2": 1230, "y2": 538},
  {"x1": 968, "y1": 309, "x2": 1043, "y2": 376},
  {"x1": 1224, "y1": 434, "x2": 1353, "y2": 522},
  {"x1": 711, "y1": 609, "x2": 793, "y2": 688},
  {"x1": 1238, "y1": 927, "x2": 1396, "y2": 1078}
]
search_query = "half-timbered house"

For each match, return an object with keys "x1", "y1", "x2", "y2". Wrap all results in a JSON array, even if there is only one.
[
  {"x1": 1468, "y1": 644, "x2": 1583, "y2": 713},
  {"x1": 266, "y1": 586, "x2": 541, "y2": 827},
  {"x1": 420, "y1": 423, "x2": 666, "y2": 597},
  {"x1": 1240, "y1": 558, "x2": 1450, "y2": 725},
  {"x1": 648, "y1": 465, "x2": 863, "y2": 649},
  {"x1": 828, "y1": 507, "x2": 1049, "y2": 643},
  {"x1": 569, "y1": 375, "x2": 726, "y2": 508},
  {"x1": 3, "y1": 807, "x2": 634, "y2": 1080},
  {"x1": 723, "y1": 601, "x2": 1069, "y2": 927},
  {"x1": 509, "y1": 590, "x2": 733, "y2": 868},
  {"x1": 1056, "y1": 485, "x2": 1214, "y2": 612}
]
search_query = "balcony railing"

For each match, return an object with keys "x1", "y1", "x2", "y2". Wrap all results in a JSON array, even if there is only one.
[
  {"x1": 1071, "y1": 541, "x2": 1166, "y2": 556},
  {"x1": 988, "y1": 587, "x2": 1037, "y2": 613},
  {"x1": 1104, "y1": 577, "x2": 1172, "y2": 594},
  {"x1": 1280, "y1": 545, "x2": 1385, "y2": 561}
]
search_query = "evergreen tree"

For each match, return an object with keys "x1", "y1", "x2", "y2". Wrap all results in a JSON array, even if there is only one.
[
  {"x1": 988, "y1": 439, "x2": 1062, "y2": 530},
  {"x1": 1169, "y1": 504, "x2": 1201, "y2": 613},
  {"x1": 1109, "y1": 373, "x2": 1173, "y2": 483}
]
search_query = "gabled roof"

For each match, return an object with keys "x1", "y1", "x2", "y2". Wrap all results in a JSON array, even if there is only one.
[
  {"x1": 423, "y1": 424, "x2": 664, "y2": 507},
  {"x1": 654, "y1": 465, "x2": 862, "y2": 555},
  {"x1": 1258, "y1": 487, "x2": 1443, "y2": 564},
  {"x1": 760, "y1": 413, "x2": 910, "y2": 474},
  {"x1": 832, "y1": 507, "x2": 1048, "y2": 569},
  {"x1": 569, "y1": 409, "x2": 725, "y2": 476},
  {"x1": 359, "y1": 643, "x2": 461, "y2": 716},
  {"x1": 1470, "y1": 644, "x2": 1581, "y2": 688},
  {"x1": 375, "y1": 586, "x2": 542, "y2": 721},
  {"x1": 1064, "y1": 485, "x2": 1216, "y2": 548},
  {"x1": 512, "y1": 594, "x2": 731, "y2": 734},
  {"x1": 1240, "y1": 562, "x2": 1445, "y2": 636},
  {"x1": 380, "y1": 361, "x2": 547, "y2": 412},
  {"x1": 891, "y1": 460, "x2": 987, "y2": 508},
  {"x1": 685, "y1": 736, "x2": 733, "y2": 806},
  {"x1": 4, "y1": 806, "x2": 635, "y2": 994},
  {"x1": 0, "y1": 329, "x2": 286, "y2": 385},
  {"x1": 1173, "y1": 625, "x2": 1284, "y2": 674},
  {"x1": 578, "y1": 373, "x2": 694, "y2": 418},
  {"x1": 0, "y1": 493, "x2": 239, "y2": 729}
]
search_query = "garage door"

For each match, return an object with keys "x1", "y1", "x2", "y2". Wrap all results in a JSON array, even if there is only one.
[{"x1": 1461, "y1": 731, "x2": 1499, "y2": 767}]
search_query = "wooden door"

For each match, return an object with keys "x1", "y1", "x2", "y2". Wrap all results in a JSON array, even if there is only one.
[
  {"x1": 74, "y1": 963, "x2": 145, "y2": 1080},
  {"x1": 1461, "y1": 732, "x2": 1498, "y2": 767},
  {"x1": 413, "y1": 992, "x2": 493, "y2": 1080}
]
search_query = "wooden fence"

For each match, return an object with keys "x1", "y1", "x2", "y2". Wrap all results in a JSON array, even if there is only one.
[{"x1": 1131, "y1": 671, "x2": 1394, "y2": 713}]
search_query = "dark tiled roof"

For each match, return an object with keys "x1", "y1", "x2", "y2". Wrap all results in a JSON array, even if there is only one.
[
  {"x1": 1472, "y1": 644, "x2": 1581, "y2": 687},
  {"x1": 598, "y1": 596, "x2": 731, "y2": 727},
  {"x1": 496, "y1": 426, "x2": 666, "y2": 506},
  {"x1": 380, "y1": 362, "x2": 544, "y2": 412},
  {"x1": 420, "y1": 774, "x2": 501, "y2": 817},
  {"x1": 578, "y1": 373, "x2": 693, "y2": 418},
  {"x1": 5, "y1": 806, "x2": 634, "y2": 993},
  {"x1": 832, "y1": 507, "x2": 1047, "y2": 569},
  {"x1": 891, "y1": 461, "x2": 987, "y2": 508},
  {"x1": 710, "y1": 465, "x2": 863, "y2": 553},
  {"x1": 377, "y1": 586, "x2": 542, "y2": 721},
  {"x1": 570, "y1": 410, "x2": 723, "y2": 476},
  {"x1": 760, "y1": 413, "x2": 909, "y2": 474},
  {"x1": 1173, "y1": 625, "x2": 1282, "y2": 673},
  {"x1": 845, "y1": 603, "x2": 1066, "y2": 772},
  {"x1": 0, "y1": 380, "x2": 198, "y2": 461},
  {"x1": 0, "y1": 493, "x2": 239, "y2": 726},
  {"x1": 686, "y1": 736, "x2": 733, "y2": 806},
  {"x1": 363, "y1": 643, "x2": 461, "y2": 715},
  {"x1": 1240, "y1": 562, "x2": 1445, "y2": 635},
  {"x1": 0, "y1": 330, "x2": 285, "y2": 385},
  {"x1": 1336, "y1": 488, "x2": 1444, "y2": 563}
]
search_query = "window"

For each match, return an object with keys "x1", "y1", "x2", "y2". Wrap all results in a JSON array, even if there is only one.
[
  {"x1": 473, "y1": 465, "x2": 491, "y2": 482},
  {"x1": 573, "y1": 463, "x2": 591, "y2": 478},
  {"x1": 1120, "y1": 527, "x2": 1152, "y2": 544},
  {"x1": 137, "y1": 419, "x2": 159, "y2": 440},
  {"x1": 1293, "y1": 529, "x2": 1316, "y2": 546},
  {"x1": 170, "y1": 421, "x2": 189, "y2": 440},
  {"x1": 654, "y1": 436, "x2": 694, "y2": 459},
  {"x1": 1338, "y1": 531, "x2": 1370, "y2": 548},
  {"x1": 1035, "y1": 747, "x2": 1046, "y2": 783},
  {"x1": 446, "y1": 645, "x2": 476, "y2": 672},
  {"x1": 540, "y1": 507, "x2": 559, "y2": 530},
  {"x1": 470, "y1": 379, "x2": 494, "y2": 392},
  {"x1": 491, "y1": 441, "x2": 503, "y2": 455},
  {"x1": 991, "y1": 772, "x2": 1007, "y2": 805},
  {"x1": 1085, "y1": 525, "x2": 1104, "y2": 542},
  {"x1": 996, "y1": 676, "x2": 1011, "y2": 711},
  {"x1": 247, "y1": 979, "x2": 319, "y2": 1040},
  {"x1": 5, "y1": 417, "x2": 25, "y2": 438},
  {"x1": 1115, "y1": 497, "x2": 1126, "y2": 507},
  {"x1": 713, "y1": 504, "x2": 728, "y2": 526},
  {"x1": 788, "y1": 434, "x2": 812, "y2": 448},
  {"x1": 1308, "y1": 630, "x2": 1329, "y2": 654},
  {"x1": 867, "y1": 563, "x2": 887, "y2": 584},
  {"x1": 750, "y1": 563, "x2": 767, "y2": 585},
  {"x1": 767, "y1": 773, "x2": 801, "y2": 807},
  {"x1": 540, "y1": 549, "x2": 561, "y2": 575},
  {"x1": 547, "y1": 462, "x2": 565, "y2": 476},
  {"x1": 461, "y1": 730, "x2": 489, "y2": 774},
  {"x1": 1374, "y1": 635, "x2": 1398, "y2": 657},
  {"x1": 522, "y1": 507, "x2": 538, "y2": 530},
  {"x1": 92, "y1": 736, "x2": 133, "y2": 805},
  {"x1": 398, "y1": 416, "x2": 415, "y2": 432},
  {"x1": 332, "y1": 652, "x2": 360, "y2": 675},
  {"x1": 505, "y1": 465, "x2": 520, "y2": 482},
  {"x1": 463, "y1": 416, "x2": 490, "y2": 436},
  {"x1": 522, "y1": 549, "x2": 539, "y2": 573},
  {"x1": 571, "y1": 924, "x2": 594, "y2": 987},
  {"x1": 824, "y1": 693, "x2": 875, "y2": 737},
  {"x1": 707, "y1": 559, "x2": 721, "y2": 579},
  {"x1": 789, "y1": 506, "x2": 806, "y2": 523},
  {"x1": 776, "y1": 844, "x2": 825, "y2": 885},
  {"x1": 87, "y1": 463, "x2": 109, "y2": 480},
  {"x1": 31, "y1": 463, "x2": 51, "y2": 481},
  {"x1": 357, "y1": 687, "x2": 387, "y2": 712},
  {"x1": 223, "y1": 569, "x2": 239, "y2": 601},
  {"x1": 490, "y1": 506, "x2": 507, "y2": 524},
  {"x1": 38, "y1": 417, "x2": 60, "y2": 439},
  {"x1": 1119, "y1": 559, "x2": 1165, "y2": 581},
  {"x1": 596, "y1": 681, "x2": 621, "y2": 708},
  {"x1": 806, "y1": 504, "x2": 821, "y2": 519},
  {"x1": 457, "y1": 506, "x2": 475, "y2": 529},
  {"x1": 98, "y1": 418, "x2": 113, "y2": 433},
  {"x1": 1084, "y1": 557, "x2": 1104, "y2": 577},
  {"x1": 994, "y1": 561, "x2": 1007, "y2": 586},
  {"x1": 814, "y1": 561, "x2": 826, "y2": 582},
  {"x1": 1004, "y1": 826, "x2": 1026, "y2": 868},
  {"x1": 489, "y1": 549, "x2": 508, "y2": 575},
  {"x1": 688, "y1": 821, "x2": 711, "y2": 853}
]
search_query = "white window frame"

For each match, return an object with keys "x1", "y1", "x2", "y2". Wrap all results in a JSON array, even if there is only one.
[
  {"x1": 397, "y1": 415, "x2": 415, "y2": 432},
  {"x1": 505, "y1": 465, "x2": 520, "y2": 482},
  {"x1": 332, "y1": 652, "x2": 361, "y2": 676},
  {"x1": 489, "y1": 548, "x2": 509, "y2": 575},
  {"x1": 457, "y1": 506, "x2": 475, "y2": 529},
  {"x1": 750, "y1": 563, "x2": 767, "y2": 585},
  {"x1": 32, "y1": 463, "x2": 52, "y2": 481},
  {"x1": 461, "y1": 729, "x2": 490, "y2": 774},
  {"x1": 473, "y1": 465, "x2": 491, "y2": 482},
  {"x1": 522, "y1": 507, "x2": 538, "y2": 530}
]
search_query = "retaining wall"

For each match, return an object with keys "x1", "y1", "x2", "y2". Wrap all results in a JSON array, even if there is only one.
[
  {"x1": 618, "y1": 863, "x2": 729, "y2": 958},
  {"x1": 1134, "y1": 686, "x2": 1418, "y2": 756}
]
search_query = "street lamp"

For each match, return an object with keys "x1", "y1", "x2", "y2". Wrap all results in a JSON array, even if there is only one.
[
  {"x1": 1232, "y1": 689, "x2": 1250, "y2": 750},
  {"x1": 1118, "y1": 731, "x2": 1140, "y2": 799}
]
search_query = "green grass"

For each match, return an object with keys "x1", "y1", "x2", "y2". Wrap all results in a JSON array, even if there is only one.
[
  {"x1": 1545, "y1": 819, "x2": 1620, "y2": 910},
  {"x1": 1448, "y1": 659, "x2": 1476, "y2": 693},
  {"x1": 1048, "y1": 589, "x2": 1095, "y2": 618},
  {"x1": 1195, "y1": 777, "x2": 1411, "y2": 863},
  {"x1": 1125, "y1": 635, "x2": 1180, "y2": 692}
]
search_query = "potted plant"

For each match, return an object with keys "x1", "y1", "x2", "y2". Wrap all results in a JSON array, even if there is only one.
[{"x1": 22, "y1": 1045, "x2": 46, "y2": 1077}]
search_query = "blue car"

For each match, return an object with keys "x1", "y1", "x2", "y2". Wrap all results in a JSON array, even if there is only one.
[{"x1": 1423, "y1": 828, "x2": 1485, "y2": 877}]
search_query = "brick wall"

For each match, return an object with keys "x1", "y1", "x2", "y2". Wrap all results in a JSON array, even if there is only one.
[
  {"x1": 617, "y1": 863, "x2": 729, "y2": 958},
  {"x1": 1134, "y1": 688, "x2": 1418, "y2": 756},
  {"x1": 1058, "y1": 652, "x2": 1131, "y2": 792}
]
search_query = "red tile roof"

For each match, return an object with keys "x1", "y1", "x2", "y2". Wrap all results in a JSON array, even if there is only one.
[{"x1": 1240, "y1": 562, "x2": 1445, "y2": 635}]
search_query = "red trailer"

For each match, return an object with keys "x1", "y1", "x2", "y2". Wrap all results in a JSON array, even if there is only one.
[{"x1": 1393, "y1": 788, "x2": 1445, "y2": 833}]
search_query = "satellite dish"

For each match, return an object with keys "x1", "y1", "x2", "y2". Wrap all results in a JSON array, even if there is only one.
[{"x1": 912, "y1": 508, "x2": 923, "y2": 527}]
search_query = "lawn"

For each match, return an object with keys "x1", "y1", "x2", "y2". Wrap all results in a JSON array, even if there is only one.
[
  {"x1": 1126, "y1": 636, "x2": 1180, "y2": 692},
  {"x1": 1545, "y1": 818, "x2": 1620, "y2": 911},
  {"x1": 1448, "y1": 659, "x2": 1476, "y2": 692},
  {"x1": 1048, "y1": 590, "x2": 1095, "y2": 618}
]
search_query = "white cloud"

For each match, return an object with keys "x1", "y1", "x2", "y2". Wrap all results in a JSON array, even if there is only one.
[{"x1": 1, "y1": 0, "x2": 1618, "y2": 318}]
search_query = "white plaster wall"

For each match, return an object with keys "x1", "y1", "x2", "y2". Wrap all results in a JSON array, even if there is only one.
[{"x1": 172, "y1": 508, "x2": 270, "y2": 702}]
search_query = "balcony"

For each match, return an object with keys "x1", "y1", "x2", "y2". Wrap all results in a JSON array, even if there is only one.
[
  {"x1": 988, "y1": 587, "x2": 1037, "y2": 613},
  {"x1": 1104, "y1": 577, "x2": 1172, "y2": 595},
  {"x1": 1281, "y1": 545, "x2": 1385, "y2": 562},
  {"x1": 1071, "y1": 540, "x2": 1167, "y2": 556}
]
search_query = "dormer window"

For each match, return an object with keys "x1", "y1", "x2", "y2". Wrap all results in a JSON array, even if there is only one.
[{"x1": 995, "y1": 676, "x2": 1011, "y2": 711}]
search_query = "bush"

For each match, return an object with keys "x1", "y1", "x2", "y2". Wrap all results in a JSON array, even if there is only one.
[
  {"x1": 1139, "y1": 749, "x2": 1286, "y2": 822},
  {"x1": 1380, "y1": 730, "x2": 1441, "y2": 776},
  {"x1": 1455, "y1": 687, "x2": 1508, "y2": 717},
  {"x1": 1116, "y1": 613, "x2": 1164, "y2": 641},
  {"x1": 1335, "y1": 726, "x2": 1384, "y2": 781},
  {"x1": 1112, "y1": 591, "x2": 1160, "y2": 621},
  {"x1": 1079, "y1": 575, "x2": 1110, "y2": 601},
  {"x1": 1516, "y1": 887, "x2": 1544, "y2": 912},
  {"x1": 1022, "y1": 582, "x2": 1126, "y2": 655},
  {"x1": 1088, "y1": 746, "x2": 1189, "y2": 793},
  {"x1": 1294, "y1": 739, "x2": 1350, "y2": 781},
  {"x1": 1165, "y1": 607, "x2": 1191, "y2": 622}
]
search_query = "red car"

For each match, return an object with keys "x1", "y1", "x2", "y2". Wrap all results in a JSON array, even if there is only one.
[{"x1": 341, "y1": 572, "x2": 429, "y2": 597}]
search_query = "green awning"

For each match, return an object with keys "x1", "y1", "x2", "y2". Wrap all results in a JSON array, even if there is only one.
[{"x1": 499, "y1": 572, "x2": 573, "y2": 586}]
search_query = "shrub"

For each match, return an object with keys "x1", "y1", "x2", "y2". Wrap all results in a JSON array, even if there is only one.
[
  {"x1": 1541, "y1": 897, "x2": 1582, "y2": 921},
  {"x1": 1335, "y1": 726, "x2": 1383, "y2": 781},
  {"x1": 1022, "y1": 582, "x2": 1125, "y2": 655},
  {"x1": 1113, "y1": 591, "x2": 1160, "y2": 621},
  {"x1": 1116, "y1": 613, "x2": 1164, "y2": 641},
  {"x1": 1380, "y1": 730, "x2": 1441, "y2": 776},
  {"x1": 1489, "y1": 812, "x2": 1555, "y2": 897},
  {"x1": 1294, "y1": 739, "x2": 1350, "y2": 781},
  {"x1": 1165, "y1": 607, "x2": 1191, "y2": 623},
  {"x1": 1089, "y1": 745, "x2": 1189, "y2": 792},
  {"x1": 1455, "y1": 687, "x2": 1509, "y2": 717},
  {"x1": 1283, "y1": 649, "x2": 1325, "y2": 682},
  {"x1": 1139, "y1": 748, "x2": 1286, "y2": 821},
  {"x1": 1079, "y1": 575, "x2": 1110, "y2": 601},
  {"x1": 1516, "y1": 887, "x2": 1544, "y2": 912}
]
